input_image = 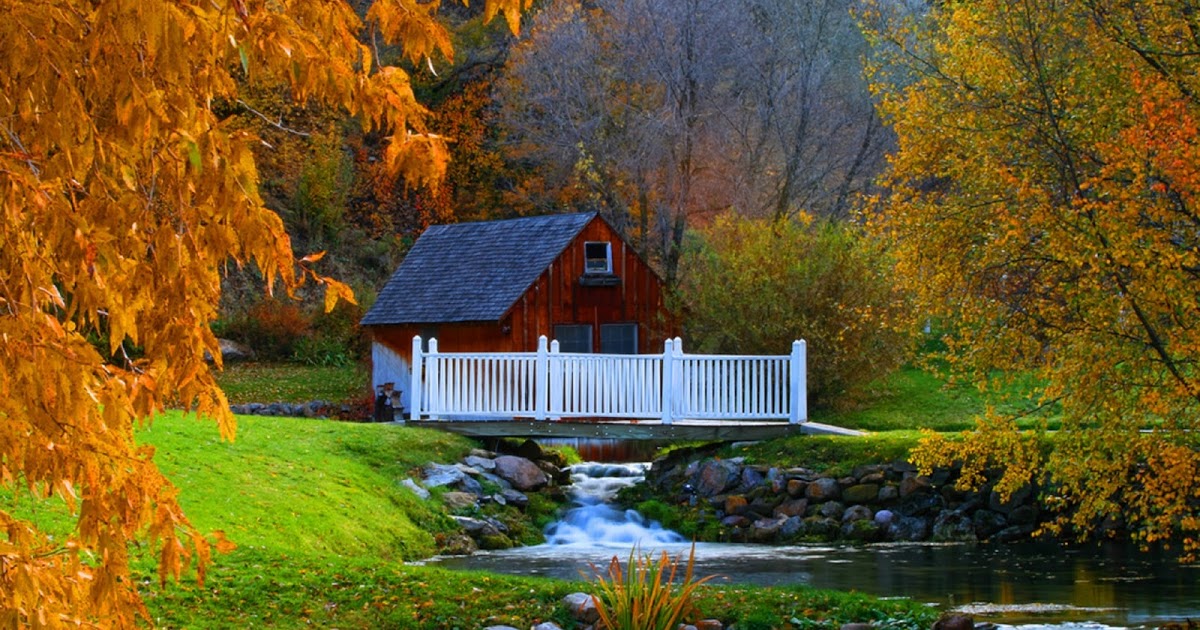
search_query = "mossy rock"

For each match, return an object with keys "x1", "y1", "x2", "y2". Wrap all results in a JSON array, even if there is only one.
[{"x1": 479, "y1": 533, "x2": 515, "y2": 550}]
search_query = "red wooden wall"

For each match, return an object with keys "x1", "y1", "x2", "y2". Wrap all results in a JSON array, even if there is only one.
[{"x1": 368, "y1": 216, "x2": 675, "y2": 364}]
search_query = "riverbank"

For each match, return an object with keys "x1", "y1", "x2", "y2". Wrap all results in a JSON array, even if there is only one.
[
  {"x1": 127, "y1": 412, "x2": 937, "y2": 628},
  {"x1": 620, "y1": 442, "x2": 1048, "y2": 545}
]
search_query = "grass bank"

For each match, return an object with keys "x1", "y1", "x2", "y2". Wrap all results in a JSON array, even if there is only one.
[{"x1": 134, "y1": 412, "x2": 936, "y2": 629}]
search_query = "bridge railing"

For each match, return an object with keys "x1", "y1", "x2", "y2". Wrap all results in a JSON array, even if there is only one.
[{"x1": 410, "y1": 336, "x2": 806, "y2": 424}]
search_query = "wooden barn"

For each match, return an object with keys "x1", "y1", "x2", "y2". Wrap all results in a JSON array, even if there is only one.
[{"x1": 360, "y1": 212, "x2": 675, "y2": 413}]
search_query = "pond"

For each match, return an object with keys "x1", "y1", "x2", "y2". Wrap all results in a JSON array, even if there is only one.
[{"x1": 427, "y1": 462, "x2": 1200, "y2": 628}]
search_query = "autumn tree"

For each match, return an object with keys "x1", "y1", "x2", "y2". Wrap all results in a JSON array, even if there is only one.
[
  {"x1": 496, "y1": 0, "x2": 886, "y2": 279},
  {"x1": 865, "y1": 0, "x2": 1200, "y2": 555},
  {"x1": 674, "y1": 213, "x2": 913, "y2": 407},
  {"x1": 0, "y1": 0, "x2": 523, "y2": 625}
]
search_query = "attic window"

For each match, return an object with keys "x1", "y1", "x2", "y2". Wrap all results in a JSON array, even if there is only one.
[{"x1": 584, "y1": 242, "x2": 613, "y2": 274}]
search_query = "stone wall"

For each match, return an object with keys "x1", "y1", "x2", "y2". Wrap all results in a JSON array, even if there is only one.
[{"x1": 639, "y1": 452, "x2": 1045, "y2": 544}]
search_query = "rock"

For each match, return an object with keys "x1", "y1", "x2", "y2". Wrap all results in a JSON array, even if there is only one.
[
  {"x1": 802, "y1": 516, "x2": 841, "y2": 541},
  {"x1": 469, "y1": 448, "x2": 496, "y2": 459},
  {"x1": 442, "y1": 491, "x2": 478, "y2": 511},
  {"x1": 514, "y1": 439, "x2": 545, "y2": 461},
  {"x1": 931, "y1": 512, "x2": 977, "y2": 542},
  {"x1": 897, "y1": 492, "x2": 945, "y2": 517},
  {"x1": 844, "y1": 483, "x2": 880, "y2": 504},
  {"x1": 774, "y1": 498, "x2": 809, "y2": 518},
  {"x1": 933, "y1": 613, "x2": 974, "y2": 630},
  {"x1": 859, "y1": 471, "x2": 886, "y2": 485},
  {"x1": 887, "y1": 515, "x2": 930, "y2": 542},
  {"x1": 806, "y1": 477, "x2": 841, "y2": 501},
  {"x1": 423, "y1": 463, "x2": 466, "y2": 488},
  {"x1": 696, "y1": 459, "x2": 741, "y2": 496},
  {"x1": 478, "y1": 533, "x2": 514, "y2": 550},
  {"x1": 481, "y1": 472, "x2": 513, "y2": 490},
  {"x1": 842, "y1": 518, "x2": 884, "y2": 542},
  {"x1": 992, "y1": 524, "x2": 1035, "y2": 542},
  {"x1": 453, "y1": 516, "x2": 503, "y2": 538},
  {"x1": 874, "y1": 509, "x2": 896, "y2": 525},
  {"x1": 532, "y1": 623, "x2": 563, "y2": 630},
  {"x1": 438, "y1": 533, "x2": 477, "y2": 555},
  {"x1": 1008, "y1": 504, "x2": 1039, "y2": 526},
  {"x1": 972, "y1": 509, "x2": 1008, "y2": 539},
  {"x1": 499, "y1": 489, "x2": 530, "y2": 509},
  {"x1": 842, "y1": 505, "x2": 873, "y2": 523},
  {"x1": 739, "y1": 466, "x2": 766, "y2": 492},
  {"x1": 750, "y1": 516, "x2": 787, "y2": 542},
  {"x1": 464, "y1": 455, "x2": 497, "y2": 471},
  {"x1": 725, "y1": 495, "x2": 749, "y2": 515},
  {"x1": 456, "y1": 475, "x2": 484, "y2": 496},
  {"x1": 899, "y1": 475, "x2": 932, "y2": 497},
  {"x1": 786, "y1": 479, "x2": 809, "y2": 497},
  {"x1": 842, "y1": 624, "x2": 874, "y2": 630},
  {"x1": 536, "y1": 459, "x2": 569, "y2": 485},
  {"x1": 563, "y1": 593, "x2": 600, "y2": 624},
  {"x1": 696, "y1": 620, "x2": 724, "y2": 630},
  {"x1": 493, "y1": 455, "x2": 549, "y2": 491},
  {"x1": 482, "y1": 626, "x2": 521, "y2": 630},
  {"x1": 779, "y1": 515, "x2": 805, "y2": 539},
  {"x1": 747, "y1": 496, "x2": 781, "y2": 519},
  {"x1": 400, "y1": 478, "x2": 430, "y2": 500},
  {"x1": 217, "y1": 338, "x2": 255, "y2": 362},
  {"x1": 878, "y1": 485, "x2": 900, "y2": 502},
  {"x1": 891, "y1": 459, "x2": 918, "y2": 474},
  {"x1": 721, "y1": 515, "x2": 750, "y2": 529},
  {"x1": 820, "y1": 500, "x2": 846, "y2": 520}
]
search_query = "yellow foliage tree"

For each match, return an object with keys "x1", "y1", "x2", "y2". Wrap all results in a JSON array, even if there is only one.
[
  {"x1": 0, "y1": 0, "x2": 525, "y2": 625},
  {"x1": 865, "y1": 0, "x2": 1200, "y2": 556}
]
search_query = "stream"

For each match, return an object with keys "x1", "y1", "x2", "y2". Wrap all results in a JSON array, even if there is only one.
[{"x1": 428, "y1": 462, "x2": 1200, "y2": 628}]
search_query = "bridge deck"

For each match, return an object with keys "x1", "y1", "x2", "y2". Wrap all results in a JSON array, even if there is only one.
[{"x1": 402, "y1": 418, "x2": 861, "y2": 441}]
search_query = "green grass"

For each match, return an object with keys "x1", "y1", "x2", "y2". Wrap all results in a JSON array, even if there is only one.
[
  {"x1": 812, "y1": 365, "x2": 1053, "y2": 433},
  {"x1": 139, "y1": 411, "x2": 477, "y2": 559},
  {"x1": 213, "y1": 362, "x2": 367, "y2": 404},
  {"x1": 724, "y1": 431, "x2": 927, "y2": 477}
]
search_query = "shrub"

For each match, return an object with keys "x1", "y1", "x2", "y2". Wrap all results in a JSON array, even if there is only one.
[
  {"x1": 223, "y1": 298, "x2": 312, "y2": 361},
  {"x1": 589, "y1": 544, "x2": 714, "y2": 630},
  {"x1": 673, "y1": 213, "x2": 915, "y2": 408}
]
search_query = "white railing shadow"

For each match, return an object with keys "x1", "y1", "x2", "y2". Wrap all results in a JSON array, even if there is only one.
[{"x1": 411, "y1": 335, "x2": 806, "y2": 424}]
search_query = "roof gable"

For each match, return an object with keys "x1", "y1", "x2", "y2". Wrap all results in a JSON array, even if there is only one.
[{"x1": 361, "y1": 212, "x2": 598, "y2": 325}]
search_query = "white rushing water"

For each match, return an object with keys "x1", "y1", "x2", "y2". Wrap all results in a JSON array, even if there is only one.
[{"x1": 543, "y1": 462, "x2": 685, "y2": 546}]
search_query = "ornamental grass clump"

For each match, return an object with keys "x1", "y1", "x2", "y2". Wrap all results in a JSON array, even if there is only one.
[{"x1": 589, "y1": 544, "x2": 716, "y2": 630}]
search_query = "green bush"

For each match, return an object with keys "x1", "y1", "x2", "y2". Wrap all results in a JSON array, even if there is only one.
[{"x1": 673, "y1": 213, "x2": 915, "y2": 408}]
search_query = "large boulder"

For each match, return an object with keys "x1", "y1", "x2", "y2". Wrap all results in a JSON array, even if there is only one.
[
  {"x1": 806, "y1": 477, "x2": 841, "y2": 502},
  {"x1": 563, "y1": 593, "x2": 600, "y2": 625},
  {"x1": 492, "y1": 455, "x2": 548, "y2": 491},
  {"x1": 695, "y1": 459, "x2": 742, "y2": 496}
]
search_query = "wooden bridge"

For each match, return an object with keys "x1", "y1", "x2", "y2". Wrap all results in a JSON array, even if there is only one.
[{"x1": 402, "y1": 336, "x2": 860, "y2": 440}]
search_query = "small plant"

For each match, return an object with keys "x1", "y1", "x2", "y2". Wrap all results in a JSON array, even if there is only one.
[{"x1": 589, "y1": 544, "x2": 715, "y2": 630}]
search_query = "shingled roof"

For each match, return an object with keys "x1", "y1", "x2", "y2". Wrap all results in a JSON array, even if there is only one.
[{"x1": 361, "y1": 213, "x2": 597, "y2": 325}]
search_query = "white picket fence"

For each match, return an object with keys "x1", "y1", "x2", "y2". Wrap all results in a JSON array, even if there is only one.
[{"x1": 409, "y1": 336, "x2": 807, "y2": 424}]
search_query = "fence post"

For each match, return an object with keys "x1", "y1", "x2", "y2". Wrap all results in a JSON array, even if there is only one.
[
  {"x1": 410, "y1": 336, "x2": 424, "y2": 420},
  {"x1": 661, "y1": 338, "x2": 675, "y2": 425},
  {"x1": 426, "y1": 338, "x2": 440, "y2": 420},
  {"x1": 790, "y1": 339, "x2": 807, "y2": 424},
  {"x1": 549, "y1": 339, "x2": 562, "y2": 421},
  {"x1": 535, "y1": 336, "x2": 548, "y2": 421}
]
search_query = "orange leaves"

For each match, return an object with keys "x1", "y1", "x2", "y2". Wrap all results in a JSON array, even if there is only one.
[{"x1": 2, "y1": 0, "x2": 529, "y2": 624}]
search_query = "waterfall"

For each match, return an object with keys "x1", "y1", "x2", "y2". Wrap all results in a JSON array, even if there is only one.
[{"x1": 543, "y1": 462, "x2": 685, "y2": 546}]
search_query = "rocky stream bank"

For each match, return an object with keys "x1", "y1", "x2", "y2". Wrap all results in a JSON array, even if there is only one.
[{"x1": 624, "y1": 446, "x2": 1051, "y2": 545}]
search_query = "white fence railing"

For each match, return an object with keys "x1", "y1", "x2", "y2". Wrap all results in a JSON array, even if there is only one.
[{"x1": 410, "y1": 336, "x2": 806, "y2": 424}]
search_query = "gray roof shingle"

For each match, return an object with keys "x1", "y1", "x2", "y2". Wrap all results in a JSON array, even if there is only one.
[{"x1": 360, "y1": 212, "x2": 597, "y2": 325}]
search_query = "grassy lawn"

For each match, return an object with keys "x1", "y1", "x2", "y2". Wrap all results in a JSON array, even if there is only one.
[
  {"x1": 213, "y1": 362, "x2": 367, "y2": 404},
  {"x1": 128, "y1": 412, "x2": 935, "y2": 629}
]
